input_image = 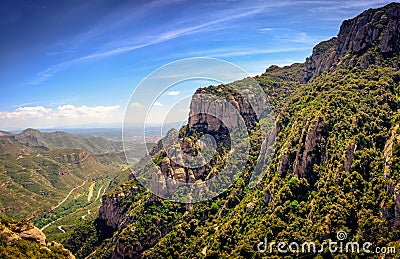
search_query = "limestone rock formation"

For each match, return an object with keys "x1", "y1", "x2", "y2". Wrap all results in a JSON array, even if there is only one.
[
  {"x1": 188, "y1": 89, "x2": 257, "y2": 134},
  {"x1": 302, "y1": 3, "x2": 400, "y2": 82},
  {"x1": 343, "y1": 141, "x2": 357, "y2": 173},
  {"x1": 0, "y1": 219, "x2": 75, "y2": 258},
  {"x1": 99, "y1": 189, "x2": 135, "y2": 229},
  {"x1": 18, "y1": 226, "x2": 47, "y2": 246},
  {"x1": 294, "y1": 117, "x2": 325, "y2": 182}
]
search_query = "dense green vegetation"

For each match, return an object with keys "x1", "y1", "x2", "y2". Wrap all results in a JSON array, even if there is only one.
[
  {"x1": 140, "y1": 66, "x2": 400, "y2": 258},
  {"x1": 41, "y1": 167, "x2": 132, "y2": 242},
  {"x1": 63, "y1": 65, "x2": 400, "y2": 258},
  {"x1": 0, "y1": 128, "x2": 132, "y2": 252},
  {"x1": 0, "y1": 216, "x2": 73, "y2": 258},
  {"x1": 0, "y1": 146, "x2": 118, "y2": 219},
  {"x1": 69, "y1": 43, "x2": 400, "y2": 259}
]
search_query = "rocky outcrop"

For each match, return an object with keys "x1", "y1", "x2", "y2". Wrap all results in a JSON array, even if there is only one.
[
  {"x1": 99, "y1": 189, "x2": 134, "y2": 229},
  {"x1": 294, "y1": 117, "x2": 325, "y2": 183},
  {"x1": 77, "y1": 150, "x2": 89, "y2": 163},
  {"x1": 302, "y1": 37, "x2": 338, "y2": 82},
  {"x1": 18, "y1": 226, "x2": 47, "y2": 246},
  {"x1": 277, "y1": 153, "x2": 289, "y2": 176},
  {"x1": 188, "y1": 88, "x2": 257, "y2": 134},
  {"x1": 302, "y1": 3, "x2": 400, "y2": 82},
  {"x1": 343, "y1": 141, "x2": 357, "y2": 172},
  {"x1": 151, "y1": 170, "x2": 167, "y2": 198},
  {"x1": 337, "y1": 4, "x2": 400, "y2": 56},
  {"x1": 154, "y1": 129, "x2": 208, "y2": 184},
  {"x1": 382, "y1": 125, "x2": 400, "y2": 228},
  {"x1": 2, "y1": 222, "x2": 47, "y2": 246},
  {"x1": 0, "y1": 219, "x2": 74, "y2": 258},
  {"x1": 57, "y1": 150, "x2": 91, "y2": 175},
  {"x1": 173, "y1": 167, "x2": 186, "y2": 182}
]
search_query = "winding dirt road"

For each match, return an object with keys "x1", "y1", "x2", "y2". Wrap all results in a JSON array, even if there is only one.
[{"x1": 40, "y1": 180, "x2": 87, "y2": 231}]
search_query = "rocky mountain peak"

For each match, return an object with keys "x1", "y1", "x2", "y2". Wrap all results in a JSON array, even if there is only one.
[{"x1": 302, "y1": 2, "x2": 400, "y2": 82}]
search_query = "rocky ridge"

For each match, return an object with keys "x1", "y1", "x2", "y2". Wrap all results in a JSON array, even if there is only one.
[{"x1": 302, "y1": 2, "x2": 400, "y2": 81}]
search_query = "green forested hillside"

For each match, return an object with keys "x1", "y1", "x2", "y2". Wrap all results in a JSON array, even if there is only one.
[
  {"x1": 9, "y1": 128, "x2": 122, "y2": 154},
  {"x1": 65, "y1": 65, "x2": 400, "y2": 259},
  {"x1": 63, "y1": 3, "x2": 400, "y2": 258},
  {"x1": 0, "y1": 128, "x2": 128, "y2": 247},
  {"x1": 140, "y1": 66, "x2": 400, "y2": 258}
]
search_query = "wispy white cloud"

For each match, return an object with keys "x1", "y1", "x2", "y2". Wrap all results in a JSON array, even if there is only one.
[
  {"x1": 31, "y1": 41, "x2": 156, "y2": 85},
  {"x1": 178, "y1": 46, "x2": 311, "y2": 58},
  {"x1": 291, "y1": 32, "x2": 318, "y2": 45},
  {"x1": 130, "y1": 102, "x2": 144, "y2": 108},
  {"x1": 259, "y1": 27, "x2": 291, "y2": 32},
  {"x1": 153, "y1": 101, "x2": 163, "y2": 107},
  {"x1": 31, "y1": 0, "x2": 293, "y2": 85},
  {"x1": 260, "y1": 27, "x2": 273, "y2": 31},
  {"x1": 52, "y1": 104, "x2": 120, "y2": 119},
  {"x1": 166, "y1": 91, "x2": 181, "y2": 96},
  {"x1": 0, "y1": 105, "x2": 123, "y2": 129},
  {"x1": 260, "y1": 27, "x2": 326, "y2": 46}
]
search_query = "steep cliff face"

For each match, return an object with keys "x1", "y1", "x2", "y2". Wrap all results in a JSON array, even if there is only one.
[
  {"x1": 382, "y1": 124, "x2": 400, "y2": 228},
  {"x1": 188, "y1": 87, "x2": 257, "y2": 134},
  {"x1": 293, "y1": 117, "x2": 325, "y2": 182},
  {"x1": 302, "y1": 2, "x2": 400, "y2": 81},
  {"x1": 99, "y1": 192, "x2": 130, "y2": 229},
  {"x1": 302, "y1": 38, "x2": 338, "y2": 82},
  {"x1": 336, "y1": 4, "x2": 400, "y2": 57},
  {"x1": 98, "y1": 184, "x2": 142, "y2": 229}
]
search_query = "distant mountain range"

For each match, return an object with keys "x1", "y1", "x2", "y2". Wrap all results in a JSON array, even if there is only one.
[{"x1": 0, "y1": 128, "x2": 122, "y2": 154}]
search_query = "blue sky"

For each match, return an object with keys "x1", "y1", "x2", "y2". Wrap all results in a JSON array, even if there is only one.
[{"x1": 0, "y1": 0, "x2": 395, "y2": 130}]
